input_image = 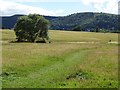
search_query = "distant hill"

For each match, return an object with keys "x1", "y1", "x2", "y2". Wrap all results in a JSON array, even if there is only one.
[
  {"x1": 1, "y1": 15, "x2": 23, "y2": 29},
  {"x1": 1, "y1": 14, "x2": 58, "y2": 29},
  {"x1": 1, "y1": 12, "x2": 119, "y2": 32}
]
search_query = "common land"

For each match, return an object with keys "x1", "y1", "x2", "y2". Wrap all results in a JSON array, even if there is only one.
[{"x1": 1, "y1": 30, "x2": 119, "y2": 88}]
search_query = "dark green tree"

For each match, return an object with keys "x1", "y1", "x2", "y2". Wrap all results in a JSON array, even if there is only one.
[
  {"x1": 95, "y1": 26, "x2": 99, "y2": 32},
  {"x1": 14, "y1": 14, "x2": 50, "y2": 43},
  {"x1": 72, "y1": 25, "x2": 83, "y2": 31}
]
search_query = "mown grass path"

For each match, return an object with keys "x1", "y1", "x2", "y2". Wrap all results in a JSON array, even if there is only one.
[{"x1": 3, "y1": 47, "x2": 90, "y2": 88}]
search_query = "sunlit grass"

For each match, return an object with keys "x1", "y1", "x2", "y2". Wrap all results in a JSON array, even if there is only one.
[{"x1": 2, "y1": 29, "x2": 118, "y2": 88}]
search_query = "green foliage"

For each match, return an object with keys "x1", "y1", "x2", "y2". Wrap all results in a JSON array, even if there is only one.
[
  {"x1": 14, "y1": 14, "x2": 50, "y2": 42},
  {"x1": 72, "y1": 25, "x2": 83, "y2": 31},
  {"x1": 2, "y1": 26, "x2": 7, "y2": 29},
  {"x1": 50, "y1": 12, "x2": 118, "y2": 33},
  {"x1": 2, "y1": 12, "x2": 119, "y2": 33}
]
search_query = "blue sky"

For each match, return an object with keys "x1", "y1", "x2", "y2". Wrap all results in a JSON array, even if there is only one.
[
  {"x1": 24, "y1": 2, "x2": 95, "y2": 16},
  {"x1": 0, "y1": 0, "x2": 119, "y2": 16}
]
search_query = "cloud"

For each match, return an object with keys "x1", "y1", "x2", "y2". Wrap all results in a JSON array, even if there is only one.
[
  {"x1": 119, "y1": 1, "x2": 120, "y2": 14},
  {"x1": 0, "y1": 0, "x2": 119, "y2": 16},
  {"x1": 81, "y1": 0, "x2": 109, "y2": 5},
  {"x1": 81, "y1": 0, "x2": 118, "y2": 14},
  {"x1": 3, "y1": 0, "x2": 83, "y2": 3},
  {"x1": 0, "y1": 0, "x2": 64, "y2": 16}
]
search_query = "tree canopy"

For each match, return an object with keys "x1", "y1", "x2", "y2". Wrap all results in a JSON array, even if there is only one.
[{"x1": 14, "y1": 14, "x2": 50, "y2": 42}]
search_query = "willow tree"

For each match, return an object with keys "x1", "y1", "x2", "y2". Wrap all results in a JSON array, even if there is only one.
[{"x1": 14, "y1": 14, "x2": 50, "y2": 43}]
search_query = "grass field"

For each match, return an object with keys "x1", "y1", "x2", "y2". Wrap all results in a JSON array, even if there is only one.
[{"x1": 1, "y1": 30, "x2": 119, "y2": 88}]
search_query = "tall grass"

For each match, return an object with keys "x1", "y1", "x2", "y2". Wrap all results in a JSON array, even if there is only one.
[{"x1": 1, "y1": 30, "x2": 118, "y2": 88}]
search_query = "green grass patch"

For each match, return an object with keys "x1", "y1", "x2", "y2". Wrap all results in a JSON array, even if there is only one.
[{"x1": 1, "y1": 29, "x2": 119, "y2": 88}]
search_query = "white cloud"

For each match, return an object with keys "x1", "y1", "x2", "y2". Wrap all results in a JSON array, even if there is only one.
[
  {"x1": 81, "y1": 0, "x2": 108, "y2": 5},
  {"x1": 0, "y1": 0, "x2": 119, "y2": 16},
  {"x1": 3, "y1": 0, "x2": 83, "y2": 3},
  {"x1": 0, "y1": 0, "x2": 64, "y2": 16},
  {"x1": 118, "y1": 1, "x2": 120, "y2": 14},
  {"x1": 81, "y1": 0, "x2": 118, "y2": 14}
]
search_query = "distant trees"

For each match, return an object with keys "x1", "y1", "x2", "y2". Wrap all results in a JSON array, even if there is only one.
[
  {"x1": 51, "y1": 13, "x2": 118, "y2": 32},
  {"x1": 72, "y1": 25, "x2": 83, "y2": 31},
  {"x1": 14, "y1": 14, "x2": 50, "y2": 43},
  {"x1": 1, "y1": 26, "x2": 6, "y2": 29}
]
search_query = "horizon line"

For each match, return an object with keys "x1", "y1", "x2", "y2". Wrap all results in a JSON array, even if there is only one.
[{"x1": 1, "y1": 11, "x2": 118, "y2": 17}]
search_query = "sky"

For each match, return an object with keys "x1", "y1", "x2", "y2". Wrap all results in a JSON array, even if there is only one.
[{"x1": 0, "y1": 0, "x2": 119, "y2": 16}]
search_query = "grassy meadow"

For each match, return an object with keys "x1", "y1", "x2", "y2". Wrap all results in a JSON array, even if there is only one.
[{"x1": 1, "y1": 30, "x2": 119, "y2": 88}]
